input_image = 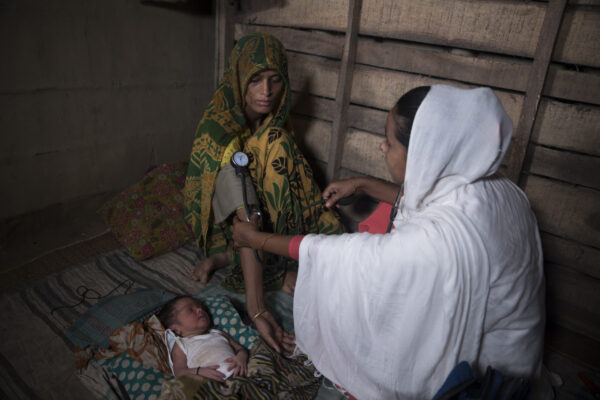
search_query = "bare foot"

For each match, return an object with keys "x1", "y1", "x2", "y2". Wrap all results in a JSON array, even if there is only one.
[
  {"x1": 281, "y1": 270, "x2": 297, "y2": 296},
  {"x1": 191, "y1": 251, "x2": 230, "y2": 283}
]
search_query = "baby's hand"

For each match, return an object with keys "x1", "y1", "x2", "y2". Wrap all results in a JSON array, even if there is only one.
[
  {"x1": 225, "y1": 349, "x2": 248, "y2": 377},
  {"x1": 196, "y1": 365, "x2": 227, "y2": 383}
]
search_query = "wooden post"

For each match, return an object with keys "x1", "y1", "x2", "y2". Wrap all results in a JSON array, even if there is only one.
[
  {"x1": 214, "y1": 0, "x2": 237, "y2": 88},
  {"x1": 326, "y1": 0, "x2": 362, "y2": 182},
  {"x1": 505, "y1": 0, "x2": 568, "y2": 184}
]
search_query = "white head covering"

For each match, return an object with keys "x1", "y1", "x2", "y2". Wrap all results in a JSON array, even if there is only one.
[
  {"x1": 293, "y1": 85, "x2": 544, "y2": 399},
  {"x1": 401, "y1": 85, "x2": 512, "y2": 212}
]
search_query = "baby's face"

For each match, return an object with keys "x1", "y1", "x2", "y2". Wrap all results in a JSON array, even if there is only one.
[{"x1": 172, "y1": 297, "x2": 210, "y2": 337}]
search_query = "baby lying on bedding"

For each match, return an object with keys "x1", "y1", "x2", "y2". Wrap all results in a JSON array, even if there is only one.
[{"x1": 157, "y1": 295, "x2": 248, "y2": 383}]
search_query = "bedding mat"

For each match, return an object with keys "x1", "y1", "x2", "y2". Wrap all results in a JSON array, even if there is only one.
[
  {"x1": 0, "y1": 241, "x2": 348, "y2": 400},
  {"x1": 0, "y1": 243, "x2": 205, "y2": 400}
]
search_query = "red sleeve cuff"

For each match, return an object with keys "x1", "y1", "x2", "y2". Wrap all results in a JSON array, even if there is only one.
[{"x1": 288, "y1": 235, "x2": 305, "y2": 261}]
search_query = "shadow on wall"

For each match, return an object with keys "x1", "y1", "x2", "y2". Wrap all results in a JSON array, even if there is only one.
[{"x1": 140, "y1": 0, "x2": 212, "y2": 14}]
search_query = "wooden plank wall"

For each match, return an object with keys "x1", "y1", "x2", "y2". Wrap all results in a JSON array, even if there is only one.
[{"x1": 227, "y1": 0, "x2": 600, "y2": 366}]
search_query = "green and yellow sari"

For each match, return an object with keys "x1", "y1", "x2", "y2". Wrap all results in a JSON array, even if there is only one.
[{"x1": 183, "y1": 32, "x2": 343, "y2": 292}]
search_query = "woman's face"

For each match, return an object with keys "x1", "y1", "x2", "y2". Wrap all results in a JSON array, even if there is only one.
[
  {"x1": 380, "y1": 108, "x2": 408, "y2": 184},
  {"x1": 244, "y1": 69, "x2": 284, "y2": 123}
]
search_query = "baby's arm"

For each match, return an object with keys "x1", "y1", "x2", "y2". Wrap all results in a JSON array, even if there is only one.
[
  {"x1": 220, "y1": 331, "x2": 248, "y2": 377},
  {"x1": 171, "y1": 342, "x2": 226, "y2": 383}
]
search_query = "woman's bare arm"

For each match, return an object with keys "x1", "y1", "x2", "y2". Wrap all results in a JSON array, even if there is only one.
[
  {"x1": 323, "y1": 177, "x2": 400, "y2": 208},
  {"x1": 231, "y1": 216, "x2": 293, "y2": 258}
]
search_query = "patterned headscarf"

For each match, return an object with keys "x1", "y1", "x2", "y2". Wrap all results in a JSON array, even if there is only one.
[{"x1": 184, "y1": 32, "x2": 292, "y2": 254}]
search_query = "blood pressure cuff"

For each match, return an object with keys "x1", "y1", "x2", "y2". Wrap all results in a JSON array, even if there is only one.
[{"x1": 212, "y1": 163, "x2": 259, "y2": 224}]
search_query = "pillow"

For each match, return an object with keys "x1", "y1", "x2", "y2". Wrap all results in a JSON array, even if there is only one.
[
  {"x1": 98, "y1": 162, "x2": 192, "y2": 260},
  {"x1": 200, "y1": 294, "x2": 258, "y2": 350},
  {"x1": 67, "y1": 289, "x2": 176, "y2": 349},
  {"x1": 98, "y1": 352, "x2": 166, "y2": 400}
]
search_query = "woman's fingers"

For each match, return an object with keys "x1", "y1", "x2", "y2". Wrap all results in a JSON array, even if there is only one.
[
  {"x1": 323, "y1": 179, "x2": 356, "y2": 208},
  {"x1": 325, "y1": 191, "x2": 346, "y2": 209},
  {"x1": 282, "y1": 331, "x2": 296, "y2": 346},
  {"x1": 255, "y1": 317, "x2": 281, "y2": 353},
  {"x1": 254, "y1": 311, "x2": 298, "y2": 357}
]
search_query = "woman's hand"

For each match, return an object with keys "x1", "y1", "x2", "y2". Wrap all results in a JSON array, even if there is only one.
[
  {"x1": 231, "y1": 216, "x2": 260, "y2": 248},
  {"x1": 254, "y1": 310, "x2": 296, "y2": 356},
  {"x1": 225, "y1": 349, "x2": 248, "y2": 377},
  {"x1": 323, "y1": 178, "x2": 359, "y2": 209}
]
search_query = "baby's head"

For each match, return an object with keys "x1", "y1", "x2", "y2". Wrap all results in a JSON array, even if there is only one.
[{"x1": 157, "y1": 295, "x2": 211, "y2": 337}]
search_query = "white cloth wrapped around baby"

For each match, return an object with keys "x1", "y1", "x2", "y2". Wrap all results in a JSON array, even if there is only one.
[{"x1": 164, "y1": 328, "x2": 236, "y2": 379}]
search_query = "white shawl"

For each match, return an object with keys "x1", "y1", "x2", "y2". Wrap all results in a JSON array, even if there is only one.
[{"x1": 293, "y1": 85, "x2": 545, "y2": 399}]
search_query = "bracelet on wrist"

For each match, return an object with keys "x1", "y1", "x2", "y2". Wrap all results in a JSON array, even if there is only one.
[
  {"x1": 258, "y1": 233, "x2": 276, "y2": 251},
  {"x1": 251, "y1": 309, "x2": 267, "y2": 321}
]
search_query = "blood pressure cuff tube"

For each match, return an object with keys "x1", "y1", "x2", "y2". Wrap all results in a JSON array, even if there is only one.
[{"x1": 212, "y1": 163, "x2": 259, "y2": 224}]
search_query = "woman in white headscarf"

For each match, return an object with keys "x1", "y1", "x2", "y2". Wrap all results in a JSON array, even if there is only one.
[{"x1": 232, "y1": 85, "x2": 546, "y2": 399}]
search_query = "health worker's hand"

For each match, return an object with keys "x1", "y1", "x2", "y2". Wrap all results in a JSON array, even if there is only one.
[
  {"x1": 231, "y1": 215, "x2": 260, "y2": 249},
  {"x1": 323, "y1": 179, "x2": 357, "y2": 209}
]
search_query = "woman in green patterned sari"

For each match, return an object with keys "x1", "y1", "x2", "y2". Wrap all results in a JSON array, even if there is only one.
[{"x1": 183, "y1": 32, "x2": 343, "y2": 355}]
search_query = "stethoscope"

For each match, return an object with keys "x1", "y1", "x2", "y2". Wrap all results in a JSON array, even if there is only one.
[
  {"x1": 231, "y1": 150, "x2": 354, "y2": 230},
  {"x1": 386, "y1": 184, "x2": 403, "y2": 234},
  {"x1": 231, "y1": 150, "x2": 401, "y2": 257}
]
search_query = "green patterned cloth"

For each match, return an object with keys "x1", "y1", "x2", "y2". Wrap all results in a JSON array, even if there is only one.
[{"x1": 183, "y1": 32, "x2": 343, "y2": 292}]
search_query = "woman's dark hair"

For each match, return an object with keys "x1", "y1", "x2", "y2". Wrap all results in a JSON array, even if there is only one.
[
  {"x1": 157, "y1": 295, "x2": 208, "y2": 329},
  {"x1": 393, "y1": 86, "x2": 431, "y2": 148}
]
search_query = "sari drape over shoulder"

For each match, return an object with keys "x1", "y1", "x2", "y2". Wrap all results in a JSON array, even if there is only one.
[{"x1": 184, "y1": 32, "x2": 343, "y2": 291}]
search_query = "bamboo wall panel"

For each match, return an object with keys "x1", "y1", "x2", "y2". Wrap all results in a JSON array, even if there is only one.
[
  {"x1": 532, "y1": 101, "x2": 600, "y2": 156},
  {"x1": 544, "y1": 67, "x2": 600, "y2": 106},
  {"x1": 541, "y1": 233, "x2": 600, "y2": 279},
  {"x1": 546, "y1": 263, "x2": 600, "y2": 316},
  {"x1": 356, "y1": 38, "x2": 599, "y2": 106},
  {"x1": 239, "y1": 1, "x2": 600, "y2": 67},
  {"x1": 359, "y1": 0, "x2": 544, "y2": 58},
  {"x1": 292, "y1": 92, "x2": 388, "y2": 135},
  {"x1": 350, "y1": 65, "x2": 524, "y2": 126},
  {"x1": 525, "y1": 146, "x2": 600, "y2": 190},
  {"x1": 342, "y1": 129, "x2": 390, "y2": 180},
  {"x1": 288, "y1": 53, "x2": 339, "y2": 99},
  {"x1": 238, "y1": 0, "x2": 348, "y2": 32},
  {"x1": 546, "y1": 263, "x2": 600, "y2": 341},
  {"x1": 291, "y1": 115, "x2": 331, "y2": 162},
  {"x1": 235, "y1": 24, "x2": 345, "y2": 60},
  {"x1": 291, "y1": 92, "x2": 335, "y2": 122},
  {"x1": 524, "y1": 175, "x2": 600, "y2": 249},
  {"x1": 238, "y1": 23, "x2": 600, "y2": 106},
  {"x1": 554, "y1": 6, "x2": 600, "y2": 67}
]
